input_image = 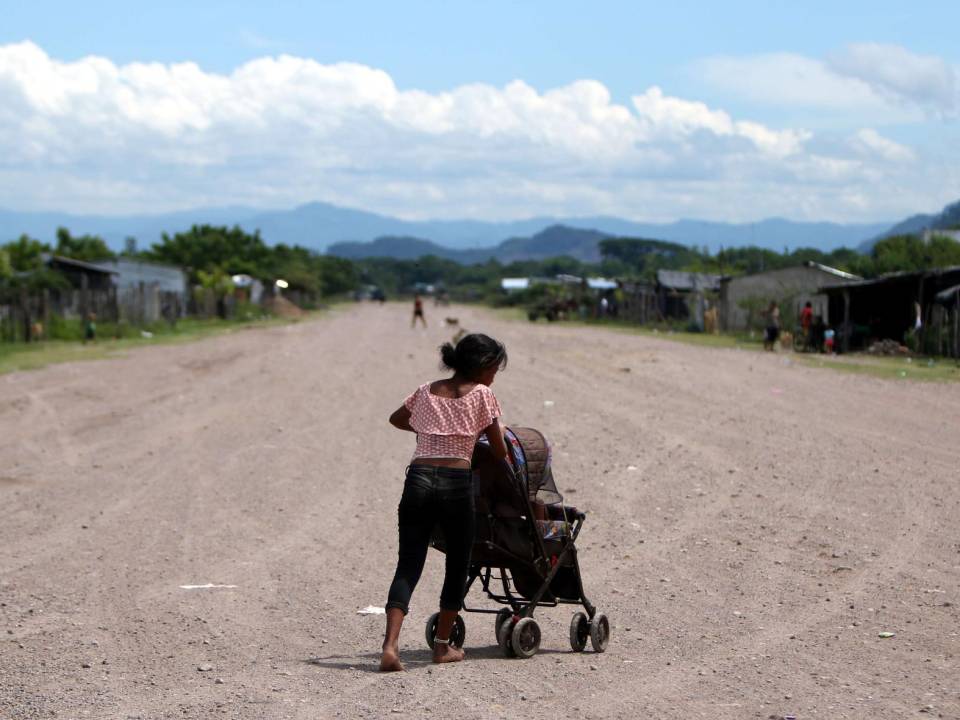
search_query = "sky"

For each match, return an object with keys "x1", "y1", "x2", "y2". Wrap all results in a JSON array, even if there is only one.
[{"x1": 2, "y1": 0, "x2": 959, "y2": 223}]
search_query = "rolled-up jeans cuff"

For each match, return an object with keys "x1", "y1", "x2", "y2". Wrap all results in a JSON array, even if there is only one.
[
  {"x1": 385, "y1": 600, "x2": 409, "y2": 615},
  {"x1": 438, "y1": 599, "x2": 462, "y2": 612}
]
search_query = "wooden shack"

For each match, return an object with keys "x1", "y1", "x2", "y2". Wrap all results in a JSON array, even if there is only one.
[{"x1": 820, "y1": 265, "x2": 960, "y2": 355}]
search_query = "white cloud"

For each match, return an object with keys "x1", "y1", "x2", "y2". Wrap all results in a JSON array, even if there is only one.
[
  {"x1": 697, "y1": 44, "x2": 960, "y2": 123},
  {"x1": 0, "y1": 41, "x2": 945, "y2": 223},
  {"x1": 696, "y1": 53, "x2": 885, "y2": 110},
  {"x1": 852, "y1": 128, "x2": 915, "y2": 163},
  {"x1": 828, "y1": 43, "x2": 959, "y2": 117}
]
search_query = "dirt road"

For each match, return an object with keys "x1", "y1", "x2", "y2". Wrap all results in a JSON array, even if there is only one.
[{"x1": 1, "y1": 303, "x2": 958, "y2": 719}]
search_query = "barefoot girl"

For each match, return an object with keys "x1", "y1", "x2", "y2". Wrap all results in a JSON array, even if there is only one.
[{"x1": 380, "y1": 333, "x2": 509, "y2": 671}]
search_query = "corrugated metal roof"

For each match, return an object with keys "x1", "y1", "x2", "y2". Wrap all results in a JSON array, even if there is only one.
[
  {"x1": 656, "y1": 270, "x2": 721, "y2": 291},
  {"x1": 43, "y1": 254, "x2": 117, "y2": 274},
  {"x1": 720, "y1": 262, "x2": 861, "y2": 285},
  {"x1": 803, "y1": 261, "x2": 861, "y2": 280},
  {"x1": 821, "y1": 265, "x2": 960, "y2": 292},
  {"x1": 935, "y1": 284, "x2": 960, "y2": 303}
]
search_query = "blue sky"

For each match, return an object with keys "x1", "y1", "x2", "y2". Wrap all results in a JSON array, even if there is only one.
[
  {"x1": 2, "y1": 1, "x2": 959, "y2": 221},
  {"x1": 7, "y1": 1, "x2": 956, "y2": 106}
]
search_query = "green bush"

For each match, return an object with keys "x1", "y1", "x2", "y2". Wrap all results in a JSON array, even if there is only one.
[{"x1": 46, "y1": 315, "x2": 84, "y2": 341}]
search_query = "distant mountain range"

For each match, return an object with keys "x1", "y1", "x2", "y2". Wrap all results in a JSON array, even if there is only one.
[
  {"x1": 1, "y1": 201, "x2": 892, "y2": 259},
  {"x1": 859, "y1": 199, "x2": 960, "y2": 252},
  {"x1": 328, "y1": 226, "x2": 612, "y2": 263}
]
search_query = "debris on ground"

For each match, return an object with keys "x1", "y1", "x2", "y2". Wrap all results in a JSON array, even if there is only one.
[
  {"x1": 866, "y1": 339, "x2": 909, "y2": 355},
  {"x1": 357, "y1": 606, "x2": 385, "y2": 615}
]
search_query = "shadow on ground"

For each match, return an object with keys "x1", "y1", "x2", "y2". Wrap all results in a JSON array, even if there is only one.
[{"x1": 305, "y1": 644, "x2": 568, "y2": 672}]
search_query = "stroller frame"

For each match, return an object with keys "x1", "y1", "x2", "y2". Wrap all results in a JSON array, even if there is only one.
[
  {"x1": 425, "y1": 426, "x2": 609, "y2": 658},
  {"x1": 462, "y1": 491, "x2": 596, "y2": 621}
]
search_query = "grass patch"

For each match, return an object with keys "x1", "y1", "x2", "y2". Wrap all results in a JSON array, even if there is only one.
[
  {"x1": 492, "y1": 307, "x2": 759, "y2": 349},
  {"x1": 794, "y1": 354, "x2": 960, "y2": 383},
  {"x1": 491, "y1": 306, "x2": 960, "y2": 382},
  {"x1": 0, "y1": 314, "x2": 307, "y2": 375},
  {"x1": 490, "y1": 306, "x2": 529, "y2": 323}
]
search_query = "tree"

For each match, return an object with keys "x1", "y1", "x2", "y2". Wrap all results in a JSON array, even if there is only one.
[
  {"x1": 315, "y1": 255, "x2": 358, "y2": 296},
  {"x1": 146, "y1": 225, "x2": 272, "y2": 283},
  {"x1": 870, "y1": 233, "x2": 960, "y2": 275},
  {"x1": 55, "y1": 227, "x2": 115, "y2": 262},
  {"x1": 0, "y1": 235, "x2": 69, "y2": 292},
  {"x1": 4, "y1": 234, "x2": 50, "y2": 272}
]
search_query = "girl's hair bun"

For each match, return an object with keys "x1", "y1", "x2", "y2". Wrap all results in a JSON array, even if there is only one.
[
  {"x1": 439, "y1": 333, "x2": 507, "y2": 378},
  {"x1": 439, "y1": 342, "x2": 460, "y2": 371}
]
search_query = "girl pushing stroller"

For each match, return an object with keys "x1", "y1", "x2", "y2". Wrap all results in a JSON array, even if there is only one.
[{"x1": 380, "y1": 333, "x2": 509, "y2": 671}]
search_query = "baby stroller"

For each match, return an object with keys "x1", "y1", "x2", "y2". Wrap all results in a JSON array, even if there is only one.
[{"x1": 426, "y1": 427, "x2": 609, "y2": 658}]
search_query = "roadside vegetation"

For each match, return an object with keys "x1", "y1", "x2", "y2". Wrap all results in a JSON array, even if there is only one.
[
  {"x1": 4, "y1": 223, "x2": 960, "y2": 309},
  {"x1": 0, "y1": 312, "x2": 303, "y2": 375},
  {"x1": 3, "y1": 222, "x2": 960, "y2": 376}
]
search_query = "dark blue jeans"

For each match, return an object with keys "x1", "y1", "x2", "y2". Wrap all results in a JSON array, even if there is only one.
[{"x1": 386, "y1": 464, "x2": 475, "y2": 615}]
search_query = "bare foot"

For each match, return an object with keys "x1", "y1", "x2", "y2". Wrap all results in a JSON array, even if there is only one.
[
  {"x1": 432, "y1": 643, "x2": 465, "y2": 664},
  {"x1": 379, "y1": 647, "x2": 404, "y2": 672}
]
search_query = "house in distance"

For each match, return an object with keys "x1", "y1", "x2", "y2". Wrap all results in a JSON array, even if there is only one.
[{"x1": 719, "y1": 262, "x2": 860, "y2": 332}]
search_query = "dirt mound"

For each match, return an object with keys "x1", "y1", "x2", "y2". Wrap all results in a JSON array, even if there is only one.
[
  {"x1": 867, "y1": 338, "x2": 909, "y2": 355},
  {"x1": 263, "y1": 294, "x2": 305, "y2": 318}
]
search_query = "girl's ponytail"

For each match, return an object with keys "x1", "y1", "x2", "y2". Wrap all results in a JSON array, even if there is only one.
[{"x1": 439, "y1": 342, "x2": 460, "y2": 372}]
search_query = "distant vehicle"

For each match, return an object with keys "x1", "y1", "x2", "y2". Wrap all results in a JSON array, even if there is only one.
[{"x1": 354, "y1": 284, "x2": 386, "y2": 302}]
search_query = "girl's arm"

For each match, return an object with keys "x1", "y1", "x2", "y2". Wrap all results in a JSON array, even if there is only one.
[
  {"x1": 389, "y1": 405, "x2": 415, "y2": 432},
  {"x1": 484, "y1": 417, "x2": 509, "y2": 460}
]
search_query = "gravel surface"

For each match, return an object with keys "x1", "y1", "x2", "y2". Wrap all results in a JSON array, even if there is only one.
[{"x1": 1, "y1": 302, "x2": 958, "y2": 719}]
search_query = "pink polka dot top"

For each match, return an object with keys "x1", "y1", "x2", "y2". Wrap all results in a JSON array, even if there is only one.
[{"x1": 404, "y1": 382, "x2": 502, "y2": 462}]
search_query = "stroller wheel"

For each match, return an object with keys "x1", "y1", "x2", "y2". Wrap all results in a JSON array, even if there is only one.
[
  {"x1": 424, "y1": 612, "x2": 466, "y2": 650},
  {"x1": 589, "y1": 613, "x2": 610, "y2": 653},
  {"x1": 510, "y1": 618, "x2": 541, "y2": 659},
  {"x1": 569, "y1": 612, "x2": 589, "y2": 652},
  {"x1": 495, "y1": 608, "x2": 513, "y2": 643},
  {"x1": 497, "y1": 617, "x2": 517, "y2": 658}
]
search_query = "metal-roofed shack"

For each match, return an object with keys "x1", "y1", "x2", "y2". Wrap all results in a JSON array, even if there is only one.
[
  {"x1": 719, "y1": 262, "x2": 860, "y2": 332},
  {"x1": 655, "y1": 270, "x2": 721, "y2": 328},
  {"x1": 820, "y1": 265, "x2": 960, "y2": 355},
  {"x1": 44, "y1": 255, "x2": 117, "y2": 292},
  {"x1": 92, "y1": 258, "x2": 189, "y2": 322}
]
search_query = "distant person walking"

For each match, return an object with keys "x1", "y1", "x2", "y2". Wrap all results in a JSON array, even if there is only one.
[
  {"x1": 411, "y1": 294, "x2": 427, "y2": 328},
  {"x1": 83, "y1": 312, "x2": 97, "y2": 345},
  {"x1": 763, "y1": 301, "x2": 780, "y2": 351},
  {"x1": 800, "y1": 301, "x2": 814, "y2": 350},
  {"x1": 380, "y1": 334, "x2": 509, "y2": 671}
]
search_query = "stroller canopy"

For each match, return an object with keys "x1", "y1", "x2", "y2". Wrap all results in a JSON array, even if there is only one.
[
  {"x1": 473, "y1": 427, "x2": 564, "y2": 516},
  {"x1": 506, "y1": 427, "x2": 563, "y2": 506}
]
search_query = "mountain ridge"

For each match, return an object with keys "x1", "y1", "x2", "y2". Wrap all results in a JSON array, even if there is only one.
[
  {"x1": 858, "y1": 199, "x2": 960, "y2": 252},
  {"x1": 0, "y1": 200, "x2": 892, "y2": 255},
  {"x1": 327, "y1": 226, "x2": 612, "y2": 263}
]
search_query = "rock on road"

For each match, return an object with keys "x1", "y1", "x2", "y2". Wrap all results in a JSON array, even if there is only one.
[{"x1": 1, "y1": 303, "x2": 958, "y2": 719}]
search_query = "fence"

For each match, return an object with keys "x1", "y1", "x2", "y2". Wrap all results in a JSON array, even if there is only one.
[
  {"x1": 619, "y1": 283, "x2": 660, "y2": 324},
  {"x1": 920, "y1": 298, "x2": 960, "y2": 358},
  {"x1": 0, "y1": 284, "x2": 195, "y2": 343}
]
